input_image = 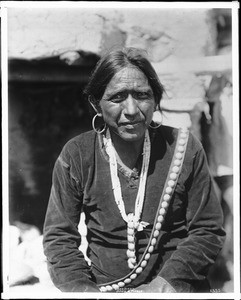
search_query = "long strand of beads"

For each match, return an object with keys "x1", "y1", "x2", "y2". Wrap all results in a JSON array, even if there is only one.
[
  {"x1": 103, "y1": 129, "x2": 151, "y2": 269},
  {"x1": 127, "y1": 213, "x2": 137, "y2": 269},
  {"x1": 99, "y1": 128, "x2": 189, "y2": 293}
]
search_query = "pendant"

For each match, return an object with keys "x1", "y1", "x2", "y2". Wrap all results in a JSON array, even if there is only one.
[
  {"x1": 126, "y1": 213, "x2": 150, "y2": 269},
  {"x1": 136, "y1": 221, "x2": 150, "y2": 232}
]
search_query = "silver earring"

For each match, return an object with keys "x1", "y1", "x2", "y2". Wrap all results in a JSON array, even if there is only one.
[
  {"x1": 92, "y1": 114, "x2": 106, "y2": 134},
  {"x1": 149, "y1": 121, "x2": 161, "y2": 129}
]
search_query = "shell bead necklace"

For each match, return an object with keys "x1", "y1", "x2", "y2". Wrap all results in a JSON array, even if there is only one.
[
  {"x1": 103, "y1": 129, "x2": 151, "y2": 269},
  {"x1": 100, "y1": 128, "x2": 189, "y2": 293}
]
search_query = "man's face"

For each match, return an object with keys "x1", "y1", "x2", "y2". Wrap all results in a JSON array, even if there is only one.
[{"x1": 99, "y1": 66, "x2": 155, "y2": 142}]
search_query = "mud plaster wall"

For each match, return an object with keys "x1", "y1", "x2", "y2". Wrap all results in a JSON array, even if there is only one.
[{"x1": 8, "y1": 8, "x2": 216, "y2": 59}]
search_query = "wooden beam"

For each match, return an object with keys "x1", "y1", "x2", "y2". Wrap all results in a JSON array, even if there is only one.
[{"x1": 8, "y1": 60, "x2": 93, "y2": 83}]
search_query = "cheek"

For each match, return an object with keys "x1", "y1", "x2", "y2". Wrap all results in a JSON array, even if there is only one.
[
  {"x1": 100, "y1": 102, "x2": 121, "y2": 123},
  {"x1": 140, "y1": 101, "x2": 155, "y2": 117}
]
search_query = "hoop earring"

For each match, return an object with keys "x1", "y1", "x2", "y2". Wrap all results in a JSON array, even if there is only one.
[
  {"x1": 149, "y1": 121, "x2": 161, "y2": 129},
  {"x1": 92, "y1": 114, "x2": 106, "y2": 134}
]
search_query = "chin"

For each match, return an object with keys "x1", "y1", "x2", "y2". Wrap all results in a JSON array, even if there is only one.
[
  {"x1": 109, "y1": 123, "x2": 148, "y2": 143},
  {"x1": 117, "y1": 130, "x2": 145, "y2": 142}
]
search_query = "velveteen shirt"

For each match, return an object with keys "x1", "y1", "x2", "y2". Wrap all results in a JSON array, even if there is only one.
[{"x1": 43, "y1": 125, "x2": 226, "y2": 293}]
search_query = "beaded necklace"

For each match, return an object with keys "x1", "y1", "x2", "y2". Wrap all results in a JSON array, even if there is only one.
[
  {"x1": 99, "y1": 128, "x2": 189, "y2": 292},
  {"x1": 103, "y1": 129, "x2": 151, "y2": 269}
]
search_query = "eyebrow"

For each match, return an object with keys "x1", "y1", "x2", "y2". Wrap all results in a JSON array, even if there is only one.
[{"x1": 104, "y1": 87, "x2": 153, "y2": 99}]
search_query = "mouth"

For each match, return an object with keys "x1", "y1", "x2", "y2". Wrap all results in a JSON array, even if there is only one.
[
  {"x1": 119, "y1": 120, "x2": 143, "y2": 126},
  {"x1": 119, "y1": 121, "x2": 144, "y2": 130}
]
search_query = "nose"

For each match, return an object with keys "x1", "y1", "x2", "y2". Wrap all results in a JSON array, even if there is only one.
[{"x1": 122, "y1": 95, "x2": 139, "y2": 117}]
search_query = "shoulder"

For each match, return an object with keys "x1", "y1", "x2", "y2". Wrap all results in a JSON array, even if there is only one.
[
  {"x1": 159, "y1": 126, "x2": 208, "y2": 176},
  {"x1": 157, "y1": 125, "x2": 179, "y2": 144},
  {"x1": 157, "y1": 125, "x2": 204, "y2": 154},
  {"x1": 60, "y1": 130, "x2": 97, "y2": 160}
]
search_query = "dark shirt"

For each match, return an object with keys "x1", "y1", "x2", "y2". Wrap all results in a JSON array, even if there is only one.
[{"x1": 43, "y1": 126, "x2": 225, "y2": 292}]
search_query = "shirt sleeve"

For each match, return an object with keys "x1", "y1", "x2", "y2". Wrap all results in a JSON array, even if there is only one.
[
  {"x1": 158, "y1": 136, "x2": 226, "y2": 292},
  {"x1": 43, "y1": 141, "x2": 100, "y2": 292}
]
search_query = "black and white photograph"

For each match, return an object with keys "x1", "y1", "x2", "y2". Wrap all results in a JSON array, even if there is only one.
[{"x1": 1, "y1": 1, "x2": 240, "y2": 299}]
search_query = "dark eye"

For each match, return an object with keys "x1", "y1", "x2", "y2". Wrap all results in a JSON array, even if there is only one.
[
  {"x1": 133, "y1": 91, "x2": 150, "y2": 99},
  {"x1": 110, "y1": 92, "x2": 127, "y2": 103}
]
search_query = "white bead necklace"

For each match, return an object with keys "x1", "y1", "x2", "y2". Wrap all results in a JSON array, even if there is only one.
[
  {"x1": 99, "y1": 128, "x2": 189, "y2": 292},
  {"x1": 103, "y1": 129, "x2": 151, "y2": 269}
]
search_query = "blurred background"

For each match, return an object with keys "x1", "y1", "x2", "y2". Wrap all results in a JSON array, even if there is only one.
[{"x1": 6, "y1": 6, "x2": 233, "y2": 293}]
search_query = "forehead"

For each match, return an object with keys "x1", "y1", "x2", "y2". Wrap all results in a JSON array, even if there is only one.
[{"x1": 106, "y1": 67, "x2": 150, "y2": 91}]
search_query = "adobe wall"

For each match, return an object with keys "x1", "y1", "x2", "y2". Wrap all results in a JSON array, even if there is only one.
[{"x1": 8, "y1": 8, "x2": 216, "y2": 59}]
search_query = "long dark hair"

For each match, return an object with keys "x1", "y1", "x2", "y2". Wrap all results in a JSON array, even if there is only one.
[{"x1": 83, "y1": 47, "x2": 164, "y2": 113}]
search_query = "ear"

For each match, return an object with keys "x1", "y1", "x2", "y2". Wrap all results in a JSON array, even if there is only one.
[{"x1": 88, "y1": 96, "x2": 102, "y2": 116}]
